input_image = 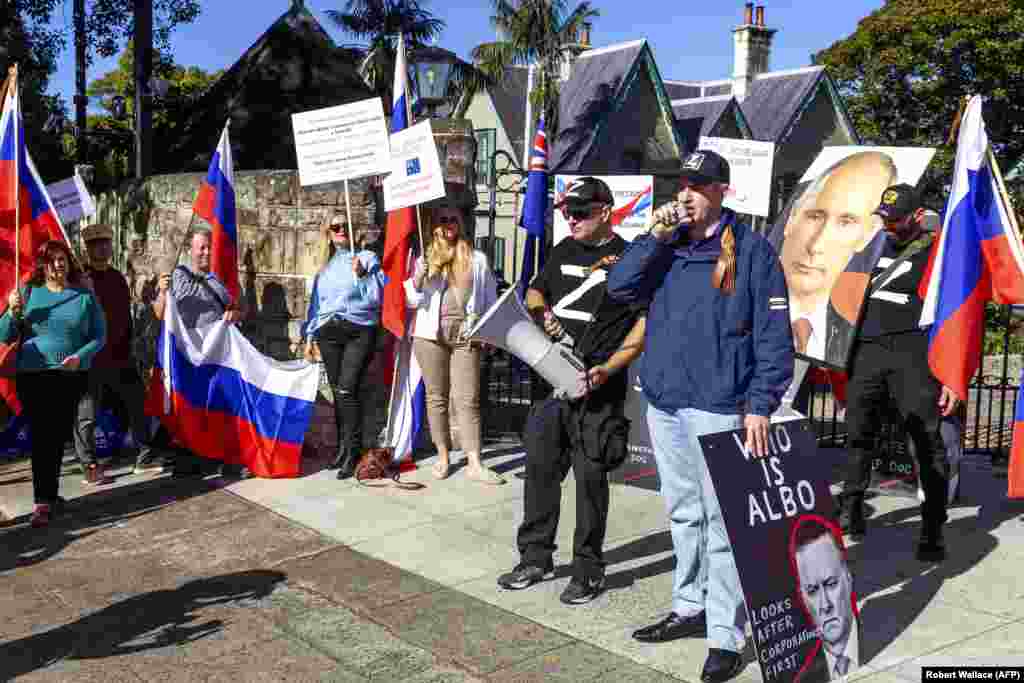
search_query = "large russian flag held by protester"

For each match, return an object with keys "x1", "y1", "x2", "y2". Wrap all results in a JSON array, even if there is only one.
[
  {"x1": 519, "y1": 117, "x2": 548, "y2": 288},
  {"x1": 382, "y1": 34, "x2": 425, "y2": 466},
  {"x1": 192, "y1": 121, "x2": 239, "y2": 301},
  {"x1": 0, "y1": 66, "x2": 69, "y2": 415},
  {"x1": 916, "y1": 95, "x2": 1024, "y2": 496},
  {"x1": 146, "y1": 294, "x2": 320, "y2": 478}
]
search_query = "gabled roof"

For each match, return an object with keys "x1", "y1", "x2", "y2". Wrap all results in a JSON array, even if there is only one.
[
  {"x1": 548, "y1": 39, "x2": 682, "y2": 172},
  {"x1": 671, "y1": 95, "x2": 752, "y2": 150},
  {"x1": 486, "y1": 66, "x2": 531, "y2": 163},
  {"x1": 669, "y1": 66, "x2": 837, "y2": 144},
  {"x1": 159, "y1": 1, "x2": 373, "y2": 173}
]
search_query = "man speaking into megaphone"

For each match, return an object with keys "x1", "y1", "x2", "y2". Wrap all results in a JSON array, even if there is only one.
[{"x1": 497, "y1": 176, "x2": 647, "y2": 606}]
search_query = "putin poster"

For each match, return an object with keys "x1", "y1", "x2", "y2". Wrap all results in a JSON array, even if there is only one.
[{"x1": 700, "y1": 420, "x2": 862, "y2": 683}]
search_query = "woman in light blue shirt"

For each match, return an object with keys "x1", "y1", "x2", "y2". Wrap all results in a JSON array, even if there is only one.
[{"x1": 303, "y1": 214, "x2": 384, "y2": 479}]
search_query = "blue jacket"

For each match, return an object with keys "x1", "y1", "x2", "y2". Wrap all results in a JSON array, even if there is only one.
[
  {"x1": 303, "y1": 249, "x2": 384, "y2": 338},
  {"x1": 606, "y1": 211, "x2": 793, "y2": 416}
]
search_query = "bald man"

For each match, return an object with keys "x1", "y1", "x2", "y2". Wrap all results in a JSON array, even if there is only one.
[{"x1": 779, "y1": 152, "x2": 898, "y2": 365}]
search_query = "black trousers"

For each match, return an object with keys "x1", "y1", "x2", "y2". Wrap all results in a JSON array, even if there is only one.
[
  {"x1": 517, "y1": 388, "x2": 626, "y2": 580},
  {"x1": 18, "y1": 371, "x2": 86, "y2": 504},
  {"x1": 844, "y1": 332, "x2": 949, "y2": 526},
  {"x1": 317, "y1": 319, "x2": 378, "y2": 456},
  {"x1": 74, "y1": 366, "x2": 155, "y2": 466}
]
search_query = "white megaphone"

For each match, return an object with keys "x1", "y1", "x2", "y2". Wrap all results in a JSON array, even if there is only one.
[{"x1": 467, "y1": 285, "x2": 587, "y2": 399}]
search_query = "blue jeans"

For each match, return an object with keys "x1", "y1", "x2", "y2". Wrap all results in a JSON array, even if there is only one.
[{"x1": 646, "y1": 405, "x2": 746, "y2": 653}]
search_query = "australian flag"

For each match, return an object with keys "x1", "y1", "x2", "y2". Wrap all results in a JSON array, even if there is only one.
[{"x1": 519, "y1": 118, "x2": 548, "y2": 289}]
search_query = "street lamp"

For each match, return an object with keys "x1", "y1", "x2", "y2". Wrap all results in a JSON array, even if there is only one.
[{"x1": 410, "y1": 46, "x2": 457, "y2": 117}]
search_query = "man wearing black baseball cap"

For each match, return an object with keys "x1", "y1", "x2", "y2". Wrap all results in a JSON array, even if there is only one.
[
  {"x1": 839, "y1": 183, "x2": 959, "y2": 562},
  {"x1": 609, "y1": 150, "x2": 794, "y2": 683},
  {"x1": 498, "y1": 175, "x2": 647, "y2": 606}
]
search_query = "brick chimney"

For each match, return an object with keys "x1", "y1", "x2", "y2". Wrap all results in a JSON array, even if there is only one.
[
  {"x1": 732, "y1": 3, "x2": 777, "y2": 99},
  {"x1": 560, "y1": 21, "x2": 593, "y2": 81}
]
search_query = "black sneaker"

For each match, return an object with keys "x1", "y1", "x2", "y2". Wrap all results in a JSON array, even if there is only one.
[
  {"x1": 559, "y1": 575, "x2": 605, "y2": 604},
  {"x1": 497, "y1": 563, "x2": 554, "y2": 590}
]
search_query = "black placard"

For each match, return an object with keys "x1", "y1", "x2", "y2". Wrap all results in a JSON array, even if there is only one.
[{"x1": 700, "y1": 420, "x2": 862, "y2": 683}]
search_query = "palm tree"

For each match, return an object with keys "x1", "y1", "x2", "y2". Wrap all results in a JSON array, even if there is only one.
[
  {"x1": 470, "y1": 0, "x2": 599, "y2": 135},
  {"x1": 326, "y1": 0, "x2": 488, "y2": 114}
]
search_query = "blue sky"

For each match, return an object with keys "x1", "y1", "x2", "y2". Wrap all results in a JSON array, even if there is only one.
[{"x1": 47, "y1": 0, "x2": 884, "y2": 110}]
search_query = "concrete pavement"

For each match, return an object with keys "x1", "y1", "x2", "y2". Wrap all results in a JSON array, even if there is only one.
[{"x1": 2, "y1": 442, "x2": 1024, "y2": 681}]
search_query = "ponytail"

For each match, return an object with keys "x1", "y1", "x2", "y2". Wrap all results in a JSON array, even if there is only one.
[{"x1": 712, "y1": 223, "x2": 736, "y2": 295}]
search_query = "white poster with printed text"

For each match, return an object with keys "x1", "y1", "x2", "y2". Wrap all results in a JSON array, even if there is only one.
[
  {"x1": 552, "y1": 175, "x2": 653, "y2": 245},
  {"x1": 382, "y1": 120, "x2": 446, "y2": 212},
  {"x1": 46, "y1": 174, "x2": 95, "y2": 224},
  {"x1": 291, "y1": 98, "x2": 391, "y2": 187},
  {"x1": 699, "y1": 136, "x2": 776, "y2": 217}
]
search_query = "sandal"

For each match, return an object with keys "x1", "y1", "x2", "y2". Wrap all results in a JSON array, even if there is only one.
[
  {"x1": 432, "y1": 461, "x2": 451, "y2": 480},
  {"x1": 466, "y1": 465, "x2": 505, "y2": 485}
]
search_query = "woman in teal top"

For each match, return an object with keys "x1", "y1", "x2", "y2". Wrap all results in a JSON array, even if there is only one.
[{"x1": 1, "y1": 240, "x2": 106, "y2": 527}]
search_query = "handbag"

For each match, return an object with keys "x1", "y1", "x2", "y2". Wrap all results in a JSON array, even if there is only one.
[
  {"x1": 354, "y1": 446, "x2": 423, "y2": 490},
  {"x1": 0, "y1": 286, "x2": 32, "y2": 378}
]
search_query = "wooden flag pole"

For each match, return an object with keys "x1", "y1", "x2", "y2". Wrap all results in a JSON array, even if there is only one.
[
  {"x1": 10, "y1": 65, "x2": 19, "y2": 296},
  {"x1": 343, "y1": 179, "x2": 356, "y2": 249},
  {"x1": 987, "y1": 145, "x2": 1021, "y2": 239}
]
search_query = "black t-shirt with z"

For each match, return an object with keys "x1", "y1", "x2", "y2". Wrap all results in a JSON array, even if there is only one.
[
  {"x1": 530, "y1": 234, "x2": 644, "y2": 367},
  {"x1": 858, "y1": 233, "x2": 934, "y2": 339}
]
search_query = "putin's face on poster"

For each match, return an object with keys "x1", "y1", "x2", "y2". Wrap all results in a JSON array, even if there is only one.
[
  {"x1": 774, "y1": 151, "x2": 897, "y2": 364},
  {"x1": 795, "y1": 533, "x2": 855, "y2": 656}
]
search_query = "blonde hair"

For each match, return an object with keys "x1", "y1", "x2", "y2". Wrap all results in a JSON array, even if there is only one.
[
  {"x1": 317, "y1": 213, "x2": 364, "y2": 270},
  {"x1": 424, "y1": 206, "x2": 473, "y2": 282}
]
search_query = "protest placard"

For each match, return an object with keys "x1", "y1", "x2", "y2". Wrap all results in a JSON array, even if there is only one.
[
  {"x1": 700, "y1": 420, "x2": 862, "y2": 683},
  {"x1": 699, "y1": 136, "x2": 776, "y2": 217},
  {"x1": 46, "y1": 174, "x2": 95, "y2": 224},
  {"x1": 382, "y1": 120, "x2": 445, "y2": 212},
  {"x1": 291, "y1": 98, "x2": 391, "y2": 187},
  {"x1": 552, "y1": 175, "x2": 653, "y2": 245}
]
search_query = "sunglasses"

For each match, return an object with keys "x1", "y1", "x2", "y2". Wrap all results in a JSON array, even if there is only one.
[
  {"x1": 437, "y1": 215, "x2": 461, "y2": 226},
  {"x1": 329, "y1": 224, "x2": 347, "y2": 232},
  {"x1": 562, "y1": 205, "x2": 600, "y2": 221}
]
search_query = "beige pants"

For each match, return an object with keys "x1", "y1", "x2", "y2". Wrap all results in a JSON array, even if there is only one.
[{"x1": 412, "y1": 318, "x2": 482, "y2": 455}]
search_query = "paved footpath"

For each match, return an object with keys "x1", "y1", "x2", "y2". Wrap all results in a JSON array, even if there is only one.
[{"x1": 2, "y1": 444, "x2": 1024, "y2": 682}]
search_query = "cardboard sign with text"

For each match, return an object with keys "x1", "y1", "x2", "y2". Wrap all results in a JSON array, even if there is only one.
[
  {"x1": 291, "y1": 98, "x2": 391, "y2": 186},
  {"x1": 700, "y1": 420, "x2": 862, "y2": 683},
  {"x1": 698, "y1": 136, "x2": 775, "y2": 217},
  {"x1": 382, "y1": 120, "x2": 446, "y2": 211}
]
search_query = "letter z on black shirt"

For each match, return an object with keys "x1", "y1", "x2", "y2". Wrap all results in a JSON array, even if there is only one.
[
  {"x1": 529, "y1": 234, "x2": 646, "y2": 369},
  {"x1": 858, "y1": 234, "x2": 934, "y2": 339}
]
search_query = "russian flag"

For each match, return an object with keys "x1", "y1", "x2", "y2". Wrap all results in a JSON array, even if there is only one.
[
  {"x1": 381, "y1": 34, "x2": 424, "y2": 466},
  {"x1": 519, "y1": 117, "x2": 548, "y2": 288},
  {"x1": 0, "y1": 68, "x2": 69, "y2": 416},
  {"x1": 1009, "y1": 367, "x2": 1024, "y2": 498},
  {"x1": 144, "y1": 294, "x2": 320, "y2": 478},
  {"x1": 920, "y1": 95, "x2": 1024, "y2": 403},
  {"x1": 193, "y1": 122, "x2": 239, "y2": 301}
]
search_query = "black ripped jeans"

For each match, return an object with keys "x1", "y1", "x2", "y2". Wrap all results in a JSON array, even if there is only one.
[{"x1": 316, "y1": 319, "x2": 378, "y2": 458}]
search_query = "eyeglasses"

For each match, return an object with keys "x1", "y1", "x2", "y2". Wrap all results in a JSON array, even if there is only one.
[{"x1": 562, "y1": 205, "x2": 598, "y2": 221}]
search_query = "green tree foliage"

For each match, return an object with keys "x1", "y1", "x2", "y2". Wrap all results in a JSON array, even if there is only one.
[
  {"x1": 471, "y1": 0, "x2": 599, "y2": 134},
  {"x1": 1, "y1": 1, "x2": 72, "y2": 179},
  {"x1": 77, "y1": 43, "x2": 222, "y2": 190},
  {"x1": 814, "y1": 0, "x2": 1024, "y2": 208}
]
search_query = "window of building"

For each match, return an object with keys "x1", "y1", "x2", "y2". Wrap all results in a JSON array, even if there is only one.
[{"x1": 474, "y1": 128, "x2": 496, "y2": 187}]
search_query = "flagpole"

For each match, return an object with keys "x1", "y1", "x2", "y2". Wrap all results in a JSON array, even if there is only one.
[
  {"x1": 987, "y1": 145, "x2": 1021, "y2": 238},
  {"x1": 11, "y1": 65, "x2": 19, "y2": 290},
  {"x1": 400, "y1": 33, "x2": 425, "y2": 252}
]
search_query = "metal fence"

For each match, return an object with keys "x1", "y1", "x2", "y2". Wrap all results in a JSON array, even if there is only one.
[{"x1": 482, "y1": 305, "x2": 1022, "y2": 456}]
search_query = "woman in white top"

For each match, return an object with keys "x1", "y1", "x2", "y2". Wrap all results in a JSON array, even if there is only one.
[{"x1": 405, "y1": 202, "x2": 504, "y2": 484}]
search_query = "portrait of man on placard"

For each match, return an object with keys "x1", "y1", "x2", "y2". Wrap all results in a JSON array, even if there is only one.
[
  {"x1": 770, "y1": 151, "x2": 896, "y2": 369},
  {"x1": 789, "y1": 515, "x2": 860, "y2": 683}
]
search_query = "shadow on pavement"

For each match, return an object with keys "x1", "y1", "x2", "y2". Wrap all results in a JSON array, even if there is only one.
[
  {"x1": 0, "y1": 569, "x2": 286, "y2": 679},
  {"x1": 603, "y1": 530, "x2": 675, "y2": 590},
  {"x1": 851, "y1": 471, "x2": 1024, "y2": 665},
  {"x1": 0, "y1": 473, "x2": 223, "y2": 573}
]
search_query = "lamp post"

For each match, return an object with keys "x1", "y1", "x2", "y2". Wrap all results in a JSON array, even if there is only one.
[{"x1": 408, "y1": 45, "x2": 458, "y2": 118}]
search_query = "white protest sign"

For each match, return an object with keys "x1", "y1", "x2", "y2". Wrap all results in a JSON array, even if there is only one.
[
  {"x1": 552, "y1": 175, "x2": 653, "y2": 245},
  {"x1": 46, "y1": 174, "x2": 95, "y2": 224},
  {"x1": 699, "y1": 136, "x2": 776, "y2": 217},
  {"x1": 382, "y1": 120, "x2": 445, "y2": 212},
  {"x1": 291, "y1": 98, "x2": 391, "y2": 186}
]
